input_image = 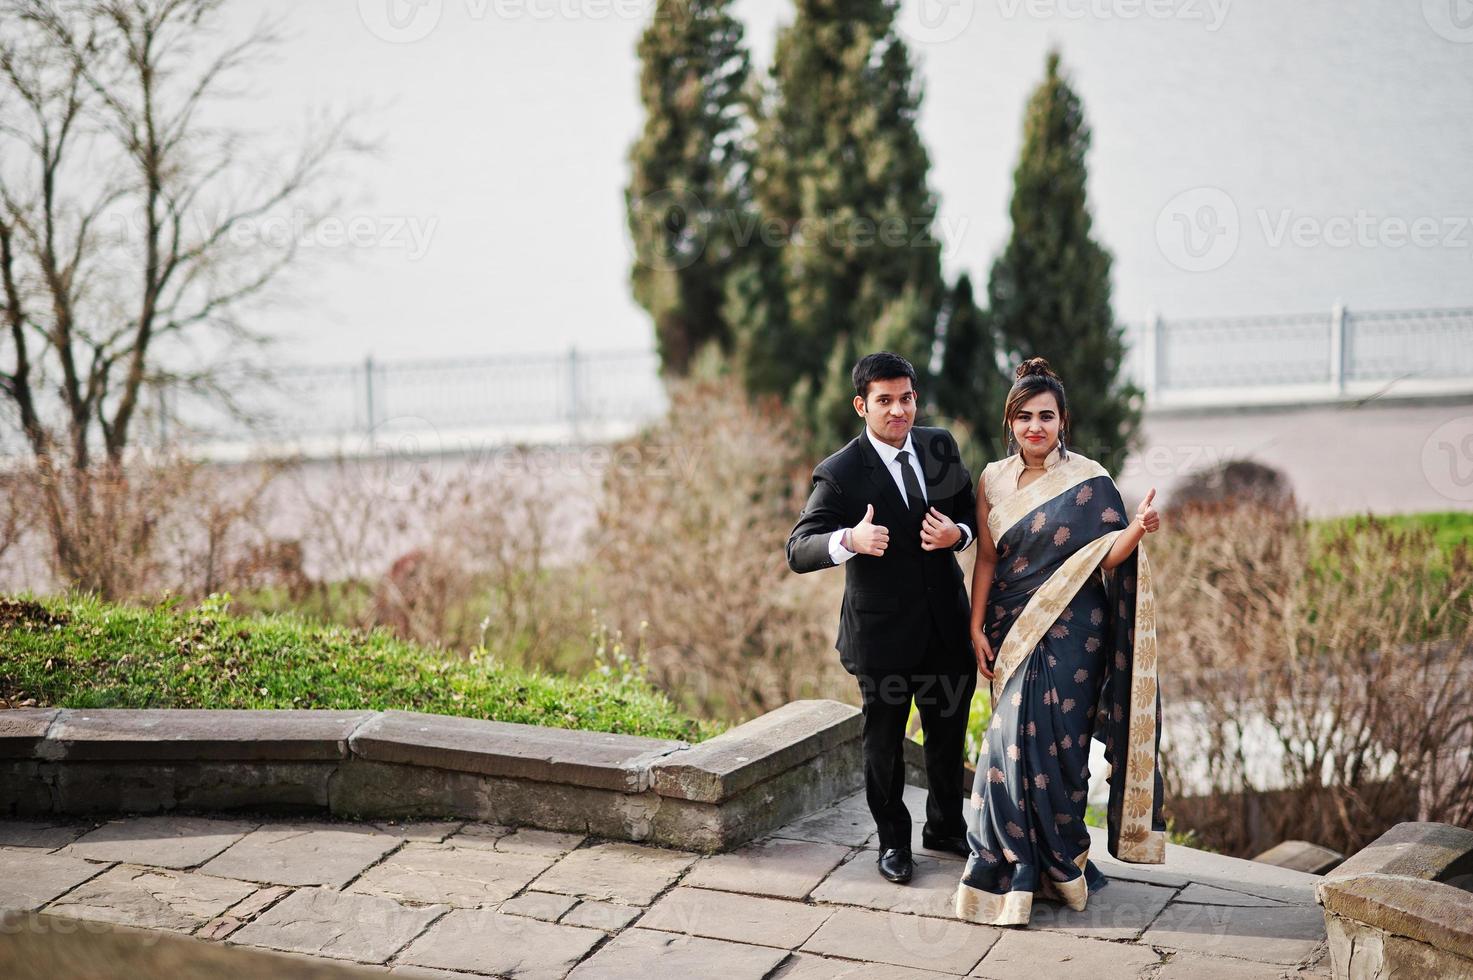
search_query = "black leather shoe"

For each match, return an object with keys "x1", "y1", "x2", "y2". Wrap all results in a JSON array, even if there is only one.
[
  {"x1": 877, "y1": 847, "x2": 914, "y2": 883},
  {"x1": 921, "y1": 831, "x2": 971, "y2": 858}
]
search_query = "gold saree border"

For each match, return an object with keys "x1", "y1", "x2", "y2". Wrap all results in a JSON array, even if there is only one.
[
  {"x1": 987, "y1": 453, "x2": 1109, "y2": 544},
  {"x1": 989, "y1": 531, "x2": 1120, "y2": 705},
  {"x1": 954, "y1": 850, "x2": 1091, "y2": 925},
  {"x1": 955, "y1": 880, "x2": 1032, "y2": 926},
  {"x1": 1115, "y1": 541, "x2": 1165, "y2": 864}
]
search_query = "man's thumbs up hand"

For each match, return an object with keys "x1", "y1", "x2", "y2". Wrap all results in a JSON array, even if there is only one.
[{"x1": 849, "y1": 503, "x2": 889, "y2": 556}]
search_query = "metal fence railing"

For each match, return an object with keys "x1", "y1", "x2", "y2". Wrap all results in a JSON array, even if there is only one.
[
  {"x1": 1122, "y1": 304, "x2": 1473, "y2": 408},
  {"x1": 3, "y1": 305, "x2": 1470, "y2": 458}
]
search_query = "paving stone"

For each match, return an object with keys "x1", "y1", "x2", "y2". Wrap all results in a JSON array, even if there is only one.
[
  {"x1": 684, "y1": 837, "x2": 851, "y2": 900},
  {"x1": 561, "y1": 899, "x2": 642, "y2": 931},
  {"x1": 0, "y1": 848, "x2": 108, "y2": 909},
  {"x1": 199, "y1": 822, "x2": 400, "y2": 887},
  {"x1": 1087, "y1": 825, "x2": 1321, "y2": 905},
  {"x1": 810, "y1": 851, "x2": 968, "y2": 919},
  {"x1": 566, "y1": 927, "x2": 788, "y2": 979},
  {"x1": 970, "y1": 928, "x2": 1163, "y2": 978},
  {"x1": 197, "y1": 915, "x2": 245, "y2": 940},
  {"x1": 371, "y1": 820, "x2": 464, "y2": 842},
  {"x1": 389, "y1": 966, "x2": 493, "y2": 979},
  {"x1": 1019, "y1": 875, "x2": 1176, "y2": 941},
  {"x1": 44, "y1": 865, "x2": 256, "y2": 933},
  {"x1": 1141, "y1": 900, "x2": 1328, "y2": 965},
  {"x1": 772, "y1": 952, "x2": 961, "y2": 979},
  {"x1": 438, "y1": 822, "x2": 511, "y2": 848},
  {"x1": 61, "y1": 816, "x2": 254, "y2": 868},
  {"x1": 0, "y1": 820, "x2": 86, "y2": 849},
  {"x1": 489, "y1": 827, "x2": 585, "y2": 857},
  {"x1": 231, "y1": 887, "x2": 445, "y2": 963},
  {"x1": 530, "y1": 841, "x2": 696, "y2": 906},
  {"x1": 398, "y1": 908, "x2": 602, "y2": 978},
  {"x1": 640, "y1": 886, "x2": 832, "y2": 948},
  {"x1": 347, "y1": 842, "x2": 552, "y2": 907},
  {"x1": 1176, "y1": 882, "x2": 1300, "y2": 907},
  {"x1": 1156, "y1": 950, "x2": 1295, "y2": 979},
  {"x1": 777, "y1": 806, "x2": 876, "y2": 847},
  {"x1": 499, "y1": 890, "x2": 578, "y2": 921},
  {"x1": 801, "y1": 906, "x2": 1000, "y2": 975},
  {"x1": 224, "y1": 884, "x2": 292, "y2": 920}
]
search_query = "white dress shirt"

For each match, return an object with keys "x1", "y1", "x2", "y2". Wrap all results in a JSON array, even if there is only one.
[{"x1": 828, "y1": 427, "x2": 975, "y2": 563}]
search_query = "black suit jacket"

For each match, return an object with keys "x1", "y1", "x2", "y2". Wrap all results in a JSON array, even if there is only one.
[{"x1": 786, "y1": 425, "x2": 978, "y2": 675}]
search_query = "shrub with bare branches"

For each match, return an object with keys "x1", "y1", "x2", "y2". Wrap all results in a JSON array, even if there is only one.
[
  {"x1": 591, "y1": 377, "x2": 849, "y2": 720},
  {"x1": 1155, "y1": 495, "x2": 1473, "y2": 856}
]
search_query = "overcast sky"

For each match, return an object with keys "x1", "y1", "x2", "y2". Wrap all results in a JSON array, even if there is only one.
[{"x1": 219, "y1": 0, "x2": 1473, "y2": 368}]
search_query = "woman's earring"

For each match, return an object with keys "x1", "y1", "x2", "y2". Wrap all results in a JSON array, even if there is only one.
[{"x1": 1059, "y1": 434, "x2": 1067, "y2": 460}]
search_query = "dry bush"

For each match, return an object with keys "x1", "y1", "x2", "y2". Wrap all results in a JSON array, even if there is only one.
[
  {"x1": 290, "y1": 446, "x2": 585, "y2": 659},
  {"x1": 592, "y1": 377, "x2": 849, "y2": 721},
  {"x1": 1155, "y1": 494, "x2": 1473, "y2": 857},
  {"x1": 11, "y1": 452, "x2": 291, "y2": 601}
]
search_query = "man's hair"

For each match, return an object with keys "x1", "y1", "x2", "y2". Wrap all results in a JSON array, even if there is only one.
[{"x1": 852, "y1": 351, "x2": 918, "y2": 400}]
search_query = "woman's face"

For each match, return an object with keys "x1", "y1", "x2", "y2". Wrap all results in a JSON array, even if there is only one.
[{"x1": 1010, "y1": 390, "x2": 1062, "y2": 455}]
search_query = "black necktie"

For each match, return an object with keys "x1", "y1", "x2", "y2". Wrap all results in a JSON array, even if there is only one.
[{"x1": 895, "y1": 450, "x2": 926, "y2": 522}]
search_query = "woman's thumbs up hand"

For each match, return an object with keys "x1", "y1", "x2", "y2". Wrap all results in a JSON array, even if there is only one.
[{"x1": 1134, "y1": 488, "x2": 1160, "y2": 534}]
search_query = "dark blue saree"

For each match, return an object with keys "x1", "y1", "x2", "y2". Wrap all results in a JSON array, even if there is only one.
[{"x1": 954, "y1": 454, "x2": 1166, "y2": 926}]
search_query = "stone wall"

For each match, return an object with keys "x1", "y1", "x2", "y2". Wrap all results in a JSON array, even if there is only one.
[
  {"x1": 1315, "y1": 821, "x2": 1473, "y2": 978},
  {"x1": 0, "y1": 700, "x2": 863, "y2": 854}
]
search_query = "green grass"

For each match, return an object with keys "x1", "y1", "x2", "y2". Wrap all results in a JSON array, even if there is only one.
[
  {"x1": 1311, "y1": 510, "x2": 1473, "y2": 554},
  {"x1": 0, "y1": 591, "x2": 718, "y2": 743}
]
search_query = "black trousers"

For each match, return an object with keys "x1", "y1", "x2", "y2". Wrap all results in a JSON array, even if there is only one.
[{"x1": 855, "y1": 612, "x2": 977, "y2": 852}]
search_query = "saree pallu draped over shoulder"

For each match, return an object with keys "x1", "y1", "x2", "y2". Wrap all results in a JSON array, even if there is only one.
[{"x1": 954, "y1": 452, "x2": 1165, "y2": 927}]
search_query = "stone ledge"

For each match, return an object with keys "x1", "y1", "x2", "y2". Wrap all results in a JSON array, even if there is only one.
[
  {"x1": 648, "y1": 700, "x2": 859, "y2": 803},
  {"x1": 348, "y1": 709, "x2": 686, "y2": 793},
  {"x1": 1315, "y1": 821, "x2": 1473, "y2": 979},
  {"x1": 0, "y1": 700, "x2": 865, "y2": 852},
  {"x1": 0, "y1": 708, "x2": 58, "y2": 759},
  {"x1": 33, "y1": 709, "x2": 375, "y2": 762},
  {"x1": 1322, "y1": 821, "x2": 1473, "y2": 884},
  {"x1": 1318, "y1": 873, "x2": 1473, "y2": 962}
]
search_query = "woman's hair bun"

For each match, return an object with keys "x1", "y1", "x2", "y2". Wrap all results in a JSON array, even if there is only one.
[{"x1": 1015, "y1": 356, "x2": 1060, "y2": 382}]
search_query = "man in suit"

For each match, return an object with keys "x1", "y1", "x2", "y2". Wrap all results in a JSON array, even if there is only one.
[{"x1": 786, "y1": 351, "x2": 979, "y2": 884}]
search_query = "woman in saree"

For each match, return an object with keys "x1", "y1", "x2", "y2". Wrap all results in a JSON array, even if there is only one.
[{"x1": 954, "y1": 356, "x2": 1167, "y2": 927}]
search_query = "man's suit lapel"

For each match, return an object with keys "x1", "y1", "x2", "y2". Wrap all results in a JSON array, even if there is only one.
[{"x1": 857, "y1": 429, "x2": 911, "y2": 523}]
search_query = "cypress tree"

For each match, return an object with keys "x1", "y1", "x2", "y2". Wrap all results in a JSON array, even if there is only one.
[
  {"x1": 626, "y1": 0, "x2": 754, "y2": 376},
  {"x1": 935, "y1": 272, "x2": 1010, "y2": 472},
  {"x1": 988, "y1": 49, "x2": 1142, "y2": 472},
  {"x1": 745, "y1": 0, "x2": 947, "y2": 436}
]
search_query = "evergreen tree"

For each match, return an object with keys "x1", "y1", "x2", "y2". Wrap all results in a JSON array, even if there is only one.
[
  {"x1": 988, "y1": 49, "x2": 1142, "y2": 473},
  {"x1": 935, "y1": 273, "x2": 1009, "y2": 472},
  {"x1": 626, "y1": 0, "x2": 754, "y2": 376},
  {"x1": 744, "y1": 0, "x2": 947, "y2": 435}
]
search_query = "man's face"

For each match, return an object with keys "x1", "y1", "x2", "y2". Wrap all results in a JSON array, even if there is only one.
[{"x1": 854, "y1": 376, "x2": 917, "y2": 448}]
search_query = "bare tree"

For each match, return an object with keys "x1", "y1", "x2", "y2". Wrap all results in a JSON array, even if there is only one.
[{"x1": 0, "y1": 0, "x2": 362, "y2": 590}]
